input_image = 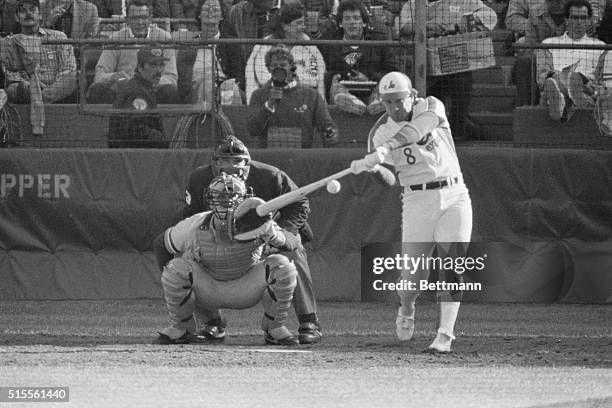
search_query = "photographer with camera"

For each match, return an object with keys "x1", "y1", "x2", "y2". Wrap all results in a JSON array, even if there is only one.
[{"x1": 247, "y1": 45, "x2": 339, "y2": 148}]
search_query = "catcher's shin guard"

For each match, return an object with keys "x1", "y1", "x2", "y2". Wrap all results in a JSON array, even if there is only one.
[
  {"x1": 260, "y1": 254, "x2": 297, "y2": 331},
  {"x1": 161, "y1": 258, "x2": 197, "y2": 332}
]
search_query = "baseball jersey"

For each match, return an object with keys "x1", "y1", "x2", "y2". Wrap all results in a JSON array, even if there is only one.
[
  {"x1": 369, "y1": 96, "x2": 462, "y2": 187},
  {"x1": 164, "y1": 211, "x2": 264, "y2": 281}
]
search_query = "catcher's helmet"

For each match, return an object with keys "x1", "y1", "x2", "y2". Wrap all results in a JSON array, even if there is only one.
[
  {"x1": 212, "y1": 136, "x2": 251, "y2": 179},
  {"x1": 204, "y1": 173, "x2": 248, "y2": 220},
  {"x1": 378, "y1": 72, "x2": 416, "y2": 101}
]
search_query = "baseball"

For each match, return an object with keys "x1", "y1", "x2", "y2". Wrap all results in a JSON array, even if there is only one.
[{"x1": 326, "y1": 180, "x2": 341, "y2": 194}]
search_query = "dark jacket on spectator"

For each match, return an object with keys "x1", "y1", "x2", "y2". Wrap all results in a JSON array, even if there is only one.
[
  {"x1": 90, "y1": 0, "x2": 115, "y2": 18},
  {"x1": 223, "y1": 0, "x2": 279, "y2": 90},
  {"x1": 108, "y1": 71, "x2": 168, "y2": 148},
  {"x1": 320, "y1": 27, "x2": 398, "y2": 102},
  {"x1": 0, "y1": 0, "x2": 19, "y2": 35},
  {"x1": 248, "y1": 81, "x2": 338, "y2": 148}
]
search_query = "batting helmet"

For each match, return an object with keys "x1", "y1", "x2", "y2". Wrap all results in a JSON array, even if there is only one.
[
  {"x1": 212, "y1": 136, "x2": 251, "y2": 179},
  {"x1": 204, "y1": 173, "x2": 248, "y2": 221},
  {"x1": 378, "y1": 72, "x2": 416, "y2": 101}
]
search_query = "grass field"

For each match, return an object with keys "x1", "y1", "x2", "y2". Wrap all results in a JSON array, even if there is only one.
[{"x1": 1, "y1": 300, "x2": 611, "y2": 408}]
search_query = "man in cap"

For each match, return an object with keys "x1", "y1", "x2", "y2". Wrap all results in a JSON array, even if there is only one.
[
  {"x1": 87, "y1": 0, "x2": 178, "y2": 104},
  {"x1": 107, "y1": 45, "x2": 169, "y2": 148}
]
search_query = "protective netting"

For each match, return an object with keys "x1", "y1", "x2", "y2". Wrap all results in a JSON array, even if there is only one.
[{"x1": 1, "y1": 0, "x2": 611, "y2": 149}]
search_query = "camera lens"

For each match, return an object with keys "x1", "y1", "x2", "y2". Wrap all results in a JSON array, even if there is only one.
[{"x1": 271, "y1": 67, "x2": 288, "y2": 87}]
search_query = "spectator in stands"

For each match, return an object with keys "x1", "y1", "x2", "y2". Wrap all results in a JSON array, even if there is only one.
[
  {"x1": 247, "y1": 46, "x2": 339, "y2": 148},
  {"x1": 245, "y1": 2, "x2": 326, "y2": 103},
  {"x1": 108, "y1": 45, "x2": 169, "y2": 148},
  {"x1": 320, "y1": 0, "x2": 397, "y2": 116},
  {"x1": 538, "y1": 0, "x2": 604, "y2": 121},
  {"x1": 173, "y1": 0, "x2": 200, "y2": 31},
  {"x1": 510, "y1": 0, "x2": 568, "y2": 106},
  {"x1": 596, "y1": 3, "x2": 612, "y2": 43},
  {"x1": 150, "y1": 0, "x2": 190, "y2": 31},
  {"x1": 1, "y1": 0, "x2": 20, "y2": 35},
  {"x1": 298, "y1": 0, "x2": 335, "y2": 39},
  {"x1": 87, "y1": 0, "x2": 178, "y2": 104},
  {"x1": 398, "y1": 0, "x2": 497, "y2": 140},
  {"x1": 506, "y1": 0, "x2": 605, "y2": 41},
  {"x1": 593, "y1": 39, "x2": 612, "y2": 134},
  {"x1": 90, "y1": 0, "x2": 114, "y2": 19},
  {"x1": 223, "y1": 0, "x2": 280, "y2": 91},
  {"x1": 2, "y1": 0, "x2": 77, "y2": 103},
  {"x1": 482, "y1": 0, "x2": 509, "y2": 29},
  {"x1": 188, "y1": 0, "x2": 240, "y2": 105},
  {"x1": 42, "y1": 0, "x2": 100, "y2": 39}
]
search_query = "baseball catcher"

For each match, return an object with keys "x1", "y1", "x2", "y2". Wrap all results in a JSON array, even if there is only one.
[
  {"x1": 155, "y1": 173, "x2": 299, "y2": 345},
  {"x1": 152, "y1": 136, "x2": 323, "y2": 345}
]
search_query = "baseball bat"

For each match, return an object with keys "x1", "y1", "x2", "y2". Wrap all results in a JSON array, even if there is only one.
[{"x1": 255, "y1": 165, "x2": 396, "y2": 216}]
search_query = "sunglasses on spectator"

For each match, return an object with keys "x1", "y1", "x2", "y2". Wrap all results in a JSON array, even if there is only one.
[{"x1": 567, "y1": 15, "x2": 590, "y2": 20}]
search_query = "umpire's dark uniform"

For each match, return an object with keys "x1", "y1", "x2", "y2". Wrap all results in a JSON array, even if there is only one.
[
  {"x1": 107, "y1": 72, "x2": 168, "y2": 148},
  {"x1": 184, "y1": 162, "x2": 319, "y2": 325}
]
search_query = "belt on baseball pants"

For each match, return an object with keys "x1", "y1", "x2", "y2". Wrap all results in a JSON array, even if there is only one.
[{"x1": 407, "y1": 176, "x2": 460, "y2": 191}]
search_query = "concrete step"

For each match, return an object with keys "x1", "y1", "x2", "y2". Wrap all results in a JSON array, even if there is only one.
[
  {"x1": 470, "y1": 111, "x2": 513, "y2": 141},
  {"x1": 473, "y1": 64, "x2": 514, "y2": 84},
  {"x1": 470, "y1": 84, "x2": 517, "y2": 112},
  {"x1": 473, "y1": 57, "x2": 516, "y2": 84}
]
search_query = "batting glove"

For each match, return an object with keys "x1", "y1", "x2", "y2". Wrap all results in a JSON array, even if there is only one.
[{"x1": 351, "y1": 146, "x2": 388, "y2": 174}]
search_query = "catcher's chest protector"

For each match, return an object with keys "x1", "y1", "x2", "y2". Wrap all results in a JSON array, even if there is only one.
[{"x1": 195, "y1": 228, "x2": 264, "y2": 281}]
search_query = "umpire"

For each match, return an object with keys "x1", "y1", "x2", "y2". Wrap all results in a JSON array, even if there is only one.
[
  {"x1": 107, "y1": 45, "x2": 169, "y2": 148},
  {"x1": 154, "y1": 136, "x2": 322, "y2": 344}
]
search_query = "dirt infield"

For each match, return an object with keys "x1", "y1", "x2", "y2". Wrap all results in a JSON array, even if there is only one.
[{"x1": 0, "y1": 300, "x2": 610, "y2": 408}]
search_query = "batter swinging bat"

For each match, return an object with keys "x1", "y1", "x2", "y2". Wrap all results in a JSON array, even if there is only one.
[{"x1": 255, "y1": 164, "x2": 395, "y2": 216}]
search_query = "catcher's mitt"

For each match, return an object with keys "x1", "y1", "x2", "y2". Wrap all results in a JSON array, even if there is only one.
[{"x1": 231, "y1": 197, "x2": 272, "y2": 240}]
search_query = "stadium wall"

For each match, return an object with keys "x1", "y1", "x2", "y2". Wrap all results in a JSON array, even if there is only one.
[{"x1": 1, "y1": 148, "x2": 611, "y2": 303}]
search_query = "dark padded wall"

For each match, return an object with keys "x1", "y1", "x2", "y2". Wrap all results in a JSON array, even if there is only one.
[{"x1": 1, "y1": 148, "x2": 611, "y2": 302}]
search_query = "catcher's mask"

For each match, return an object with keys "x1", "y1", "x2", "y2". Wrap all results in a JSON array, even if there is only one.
[
  {"x1": 212, "y1": 136, "x2": 251, "y2": 180},
  {"x1": 204, "y1": 173, "x2": 249, "y2": 221}
]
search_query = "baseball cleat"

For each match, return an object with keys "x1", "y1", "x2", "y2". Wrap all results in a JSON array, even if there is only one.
[
  {"x1": 395, "y1": 307, "x2": 415, "y2": 341},
  {"x1": 298, "y1": 322, "x2": 322, "y2": 344},
  {"x1": 426, "y1": 329, "x2": 455, "y2": 353},
  {"x1": 193, "y1": 324, "x2": 226, "y2": 342},
  {"x1": 264, "y1": 326, "x2": 299, "y2": 346},
  {"x1": 152, "y1": 331, "x2": 192, "y2": 345}
]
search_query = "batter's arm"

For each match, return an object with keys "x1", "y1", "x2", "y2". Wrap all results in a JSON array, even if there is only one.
[
  {"x1": 378, "y1": 97, "x2": 445, "y2": 152},
  {"x1": 353, "y1": 97, "x2": 445, "y2": 172}
]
